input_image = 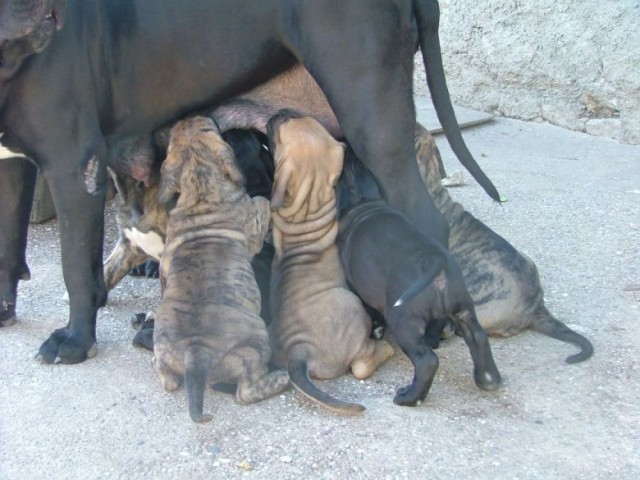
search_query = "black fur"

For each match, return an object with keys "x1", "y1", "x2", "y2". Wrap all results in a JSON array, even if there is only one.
[
  {"x1": 337, "y1": 150, "x2": 501, "y2": 406},
  {"x1": 0, "y1": 0, "x2": 497, "y2": 363}
]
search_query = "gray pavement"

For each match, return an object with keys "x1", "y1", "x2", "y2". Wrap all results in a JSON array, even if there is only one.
[{"x1": 1, "y1": 110, "x2": 639, "y2": 479}]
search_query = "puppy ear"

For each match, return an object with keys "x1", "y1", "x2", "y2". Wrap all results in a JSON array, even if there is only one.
[
  {"x1": 220, "y1": 145, "x2": 246, "y2": 186},
  {"x1": 329, "y1": 141, "x2": 347, "y2": 187},
  {"x1": 245, "y1": 197, "x2": 271, "y2": 256},
  {"x1": 270, "y1": 166, "x2": 291, "y2": 210},
  {"x1": 157, "y1": 149, "x2": 185, "y2": 206}
]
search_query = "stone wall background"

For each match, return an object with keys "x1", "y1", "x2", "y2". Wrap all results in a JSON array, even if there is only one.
[{"x1": 413, "y1": 0, "x2": 640, "y2": 144}]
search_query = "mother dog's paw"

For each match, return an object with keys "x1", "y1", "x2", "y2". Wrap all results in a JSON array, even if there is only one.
[
  {"x1": 0, "y1": 312, "x2": 17, "y2": 327},
  {"x1": 0, "y1": 300, "x2": 17, "y2": 327},
  {"x1": 36, "y1": 328, "x2": 97, "y2": 364}
]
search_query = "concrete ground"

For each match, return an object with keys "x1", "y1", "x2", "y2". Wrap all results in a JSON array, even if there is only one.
[{"x1": 1, "y1": 111, "x2": 639, "y2": 479}]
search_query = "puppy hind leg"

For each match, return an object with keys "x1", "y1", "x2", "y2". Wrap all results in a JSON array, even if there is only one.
[
  {"x1": 387, "y1": 316, "x2": 439, "y2": 406},
  {"x1": 351, "y1": 340, "x2": 395, "y2": 380},
  {"x1": 394, "y1": 342, "x2": 439, "y2": 407},
  {"x1": 153, "y1": 355, "x2": 183, "y2": 392},
  {"x1": 237, "y1": 369, "x2": 290, "y2": 404},
  {"x1": 224, "y1": 346, "x2": 289, "y2": 404},
  {"x1": 423, "y1": 317, "x2": 451, "y2": 349},
  {"x1": 454, "y1": 309, "x2": 502, "y2": 391}
]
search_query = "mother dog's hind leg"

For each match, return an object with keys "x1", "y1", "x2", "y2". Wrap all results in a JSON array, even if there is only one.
[
  {"x1": 37, "y1": 149, "x2": 108, "y2": 364},
  {"x1": 283, "y1": 1, "x2": 449, "y2": 245}
]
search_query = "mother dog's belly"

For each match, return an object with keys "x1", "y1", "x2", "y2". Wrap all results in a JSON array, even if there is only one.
[{"x1": 124, "y1": 228, "x2": 164, "y2": 261}]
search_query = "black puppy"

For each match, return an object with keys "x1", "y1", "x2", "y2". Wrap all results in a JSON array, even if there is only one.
[{"x1": 336, "y1": 150, "x2": 502, "y2": 406}]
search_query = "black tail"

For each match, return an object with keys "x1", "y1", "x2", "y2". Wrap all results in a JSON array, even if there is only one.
[
  {"x1": 185, "y1": 348, "x2": 214, "y2": 423},
  {"x1": 394, "y1": 254, "x2": 446, "y2": 307},
  {"x1": 413, "y1": 0, "x2": 501, "y2": 202},
  {"x1": 288, "y1": 359, "x2": 365, "y2": 414},
  {"x1": 530, "y1": 306, "x2": 594, "y2": 364}
]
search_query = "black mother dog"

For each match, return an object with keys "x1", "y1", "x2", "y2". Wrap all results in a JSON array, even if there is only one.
[
  {"x1": 336, "y1": 151, "x2": 502, "y2": 406},
  {"x1": 0, "y1": 0, "x2": 499, "y2": 364},
  {"x1": 0, "y1": 155, "x2": 36, "y2": 327}
]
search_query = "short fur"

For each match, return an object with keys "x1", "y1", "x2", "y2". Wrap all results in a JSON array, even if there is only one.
[
  {"x1": 152, "y1": 117, "x2": 288, "y2": 423},
  {"x1": 1, "y1": 0, "x2": 503, "y2": 365},
  {"x1": 103, "y1": 167, "x2": 167, "y2": 291},
  {"x1": 336, "y1": 150, "x2": 501, "y2": 406},
  {"x1": 267, "y1": 112, "x2": 394, "y2": 414},
  {"x1": 414, "y1": 124, "x2": 593, "y2": 363},
  {"x1": 103, "y1": 129, "x2": 276, "y2": 345}
]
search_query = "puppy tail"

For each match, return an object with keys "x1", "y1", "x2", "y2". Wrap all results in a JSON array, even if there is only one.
[
  {"x1": 185, "y1": 347, "x2": 214, "y2": 423},
  {"x1": 394, "y1": 255, "x2": 446, "y2": 307},
  {"x1": 288, "y1": 359, "x2": 365, "y2": 415},
  {"x1": 529, "y1": 306, "x2": 594, "y2": 363}
]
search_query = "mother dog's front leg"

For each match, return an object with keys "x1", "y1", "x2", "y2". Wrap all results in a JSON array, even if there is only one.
[
  {"x1": 37, "y1": 150, "x2": 108, "y2": 364},
  {"x1": 0, "y1": 158, "x2": 37, "y2": 326}
]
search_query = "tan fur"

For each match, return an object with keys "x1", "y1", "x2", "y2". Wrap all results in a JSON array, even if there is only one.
[
  {"x1": 152, "y1": 116, "x2": 289, "y2": 423},
  {"x1": 268, "y1": 115, "x2": 394, "y2": 413},
  {"x1": 103, "y1": 169, "x2": 167, "y2": 291},
  {"x1": 213, "y1": 65, "x2": 341, "y2": 138}
]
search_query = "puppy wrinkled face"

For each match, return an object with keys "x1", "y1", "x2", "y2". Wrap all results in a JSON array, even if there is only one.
[{"x1": 270, "y1": 115, "x2": 345, "y2": 219}]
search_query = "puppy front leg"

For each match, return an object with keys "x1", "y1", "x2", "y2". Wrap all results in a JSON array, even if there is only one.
[{"x1": 103, "y1": 240, "x2": 148, "y2": 291}]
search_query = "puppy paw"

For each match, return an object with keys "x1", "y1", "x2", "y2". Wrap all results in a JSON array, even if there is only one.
[
  {"x1": 370, "y1": 325, "x2": 385, "y2": 340},
  {"x1": 129, "y1": 260, "x2": 160, "y2": 278},
  {"x1": 393, "y1": 385, "x2": 424, "y2": 407},
  {"x1": 474, "y1": 368, "x2": 502, "y2": 391},
  {"x1": 132, "y1": 328, "x2": 154, "y2": 351}
]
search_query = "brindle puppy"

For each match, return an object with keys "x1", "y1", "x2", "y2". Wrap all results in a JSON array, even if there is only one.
[
  {"x1": 152, "y1": 116, "x2": 288, "y2": 423},
  {"x1": 104, "y1": 129, "x2": 274, "y2": 293},
  {"x1": 336, "y1": 150, "x2": 501, "y2": 406},
  {"x1": 267, "y1": 111, "x2": 394, "y2": 415},
  {"x1": 103, "y1": 129, "x2": 276, "y2": 350},
  {"x1": 414, "y1": 124, "x2": 593, "y2": 363}
]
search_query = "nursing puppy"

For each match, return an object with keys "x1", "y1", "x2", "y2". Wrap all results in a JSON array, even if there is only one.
[
  {"x1": 336, "y1": 150, "x2": 501, "y2": 406},
  {"x1": 267, "y1": 111, "x2": 394, "y2": 414},
  {"x1": 414, "y1": 125, "x2": 593, "y2": 363},
  {"x1": 104, "y1": 167, "x2": 166, "y2": 292},
  {"x1": 104, "y1": 128, "x2": 274, "y2": 292},
  {"x1": 103, "y1": 129, "x2": 276, "y2": 350},
  {"x1": 152, "y1": 117, "x2": 288, "y2": 423}
]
